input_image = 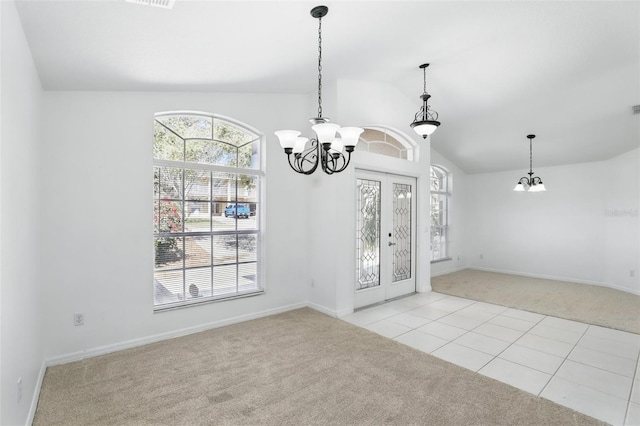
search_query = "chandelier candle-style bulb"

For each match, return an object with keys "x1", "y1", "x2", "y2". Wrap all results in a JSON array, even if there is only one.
[{"x1": 274, "y1": 5, "x2": 363, "y2": 175}]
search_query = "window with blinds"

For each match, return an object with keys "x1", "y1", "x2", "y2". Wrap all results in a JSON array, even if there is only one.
[{"x1": 153, "y1": 112, "x2": 263, "y2": 309}]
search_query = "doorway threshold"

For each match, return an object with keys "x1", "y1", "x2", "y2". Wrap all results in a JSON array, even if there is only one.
[{"x1": 354, "y1": 292, "x2": 418, "y2": 312}]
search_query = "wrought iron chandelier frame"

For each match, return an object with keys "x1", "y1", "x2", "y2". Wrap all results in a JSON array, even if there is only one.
[
  {"x1": 275, "y1": 5, "x2": 362, "y2": 175},
  {"x1": 410, "y1": 63, "x2": 441, "y2": 139},
  {"x1": 514, "y1": 134, "x2": 546, "y2": 192}
]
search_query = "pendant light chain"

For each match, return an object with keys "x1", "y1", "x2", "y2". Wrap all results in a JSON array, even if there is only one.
[
  {"x1": 529, "y1": 138, "x2": 533, "y2": 174},
  {"x1": 317, "y1": 15, "x2": 323, "y2": 119},
  {"x1": 422, "y1": 66, "x2": 427, "y2": 95}
]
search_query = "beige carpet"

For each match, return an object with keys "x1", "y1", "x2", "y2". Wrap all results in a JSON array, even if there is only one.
[
  {"x1": 432, "y1": 269, "x2": 640, "y2": 334},
  {"x1": 34, "y1": 308, "x2": 601, "y2": 425}
]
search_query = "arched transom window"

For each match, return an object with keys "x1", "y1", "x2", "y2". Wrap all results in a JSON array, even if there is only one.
[{"x1": 356, "y1": 127, "x2": 417, "y2": 161}]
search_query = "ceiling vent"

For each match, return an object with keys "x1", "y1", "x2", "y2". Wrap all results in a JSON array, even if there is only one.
[
  {"x1": 633, "y1": 105, "x2": 640, "y2": 114},
  {"x1": 125, "y1": 0, "x2": 175, "y2": 9}
]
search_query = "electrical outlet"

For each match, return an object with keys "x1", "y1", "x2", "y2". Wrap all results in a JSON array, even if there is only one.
[
  {"x1": 631, "y1": 270, "x2": 636, "y2": 278},
  {"x1": 310, "y1": 280, "x2": 315, "y2": 288},
  {"x1": 479, "y1": 253, "x2": 484, "y2": 259},
  {"x1": 73, "y1": 313, "x2": 84, "y2": 326},
  {"x1": 17, "y1": 377, "x2": 22, "y2": 403}
]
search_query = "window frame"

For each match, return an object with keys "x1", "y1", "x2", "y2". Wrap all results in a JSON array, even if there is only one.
[
  {"x1": 356, "y1": 126, "x2": 418, "y2": 161},
  {"x1": 153, "y1": 111, "x2": 265, "y2": 311},
  {"x1": 430, "y1": 165, "x2": 450, "y2": 263}
]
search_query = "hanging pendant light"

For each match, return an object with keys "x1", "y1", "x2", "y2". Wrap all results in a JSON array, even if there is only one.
[
  {"x1": 274, "y1": 5, "x2": 363, "y2": 175},
  {"x1": 410, "y1": 63, "x2": 441, "y2": 138},
  {"x1": 514, "y1": 134, "x2": 546, "y2": 192}
]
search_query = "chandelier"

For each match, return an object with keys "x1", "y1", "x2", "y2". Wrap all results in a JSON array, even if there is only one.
[
  {"x1": 410, "y1": 63, "x2": 441, "y2": 138},
  {"x1": 514, "y1": 134, "x2": 546, "y2": 192},
  {"x1": 274, "y1": 5, "x2": 363, "y2": 175}
]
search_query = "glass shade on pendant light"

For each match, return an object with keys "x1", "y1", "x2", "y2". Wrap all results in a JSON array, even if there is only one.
[
  {"x1": 529, "y1": 182, "x2": 546, "y2": 192},
  {"x1": 274, "y1": 130, "x2": 301, "y2": 150},
  {"x1": 293, "y1": 137, "x2": 309, "y2": 154},
  {"x1": 513, "y1": 182, "x2": 525, "y2": 192},
  {"x1": 331, "y1": 138, "x2": 344, "y2": 153},
  {"x1": 411, "y1": 121, "x2": 439, "y2": 137},
  {"x1": 338, "y1": 127, "x2": 364, "y2": 148},
  {"x1": 312, "y1": 123, "x2": 341, "y2": 144}
]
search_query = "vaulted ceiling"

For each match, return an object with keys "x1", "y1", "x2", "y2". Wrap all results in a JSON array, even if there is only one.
[{"x1": 14, "y1": 1, "x2": 640, "y2": 173}]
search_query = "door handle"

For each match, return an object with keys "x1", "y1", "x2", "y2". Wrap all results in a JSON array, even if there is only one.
[{"x1": 388, "y1": 242, "x2": 396, "y2": 246}]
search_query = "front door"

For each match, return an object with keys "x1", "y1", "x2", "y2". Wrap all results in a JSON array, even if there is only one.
[{"x1": 354, "y1": 170, "x2": 416, "y2": 309}]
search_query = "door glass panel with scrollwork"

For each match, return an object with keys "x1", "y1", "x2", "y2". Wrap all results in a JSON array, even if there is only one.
[
  {"x1": 392, "y1": 183, "x2": 412, "y2": 282},
  {"x1": 356, "y1": 179, "x2": 381, "y2": 290}
]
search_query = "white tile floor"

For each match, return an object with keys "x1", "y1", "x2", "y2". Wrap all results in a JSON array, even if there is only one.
[{"x1": 341, "y1": 292, "x2": 640, "y2": 426}]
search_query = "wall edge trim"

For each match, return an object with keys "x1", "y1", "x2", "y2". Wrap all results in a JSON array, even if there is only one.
[{"x1": 470, "y1": 266, "x2": 640, "y2": 296}]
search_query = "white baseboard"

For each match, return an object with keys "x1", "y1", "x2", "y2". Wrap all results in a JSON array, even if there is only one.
[
  {"x1": 26, "y1": 360, "x2": 46, "y2": 426},
  {"x1": 335, "y1": 307, "x2": 354, "y2": 318},
  {"x1": 306, "y1": 302, "x2": 355, "y2": 318},
  {"x1": 469, "y1": 266, "x2": 640, "y2": 296},
  {"x1": 46, "y1": 302, "x2": 307, "y2": 367},
  {"x1": 307, "y1": 302, "x2": 338, "y2": 318}
]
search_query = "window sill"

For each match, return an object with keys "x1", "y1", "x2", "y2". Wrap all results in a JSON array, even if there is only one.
[
  {"x1": 431, "y1": 257, "x2": 452, "y2": 264},
  {"x1": 153, "y1": 290, "x2": 264, "y2": 313}
]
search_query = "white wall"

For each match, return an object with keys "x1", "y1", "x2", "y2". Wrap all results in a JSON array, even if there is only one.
[
  {"x1": 603, "y1": 149, "x2": 640, "y2": 292},
  {"x1": 38, "y1": 79, "x2": 434, "y2": 365},
  {"x1": 40, "y1": 91, "x2": 313, "y2": 361},
  {"x1": 0, "y1": 1, "x2": 44, "y2": 424},
  {"x1": 430, "y1": 149, "x2": 468, "y2": 276},
  {"x1": 466, "y1": 148, "x2": 639, "y2": 294}
]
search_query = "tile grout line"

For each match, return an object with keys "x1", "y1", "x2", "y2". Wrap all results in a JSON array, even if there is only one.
[
  {"x1": 477, "y1": 312, "x2": 548, "y2": 379},
  {"x1": 377, "y1": 294, "x2": 462, "y2": 341},
  {"x1": 438, "y1": 300, "x2": 537, "y2": 373},
  {"x1": 536, "y1": 322, "x2": 589, "y2": 397},
  {"x1": 427, "y1": 299, "x2": 504, "y2": 363},
  {"x1": 391, "y1": 295, "x2": 478, "y2": 349},
  {"x1": 418, "y1": 298, "x2": 547, "y2": 371}
]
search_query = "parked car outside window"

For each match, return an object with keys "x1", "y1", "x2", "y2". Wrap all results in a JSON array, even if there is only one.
[{"x1": 224, "y1": 204, "x2": 250, "y2": 219}]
